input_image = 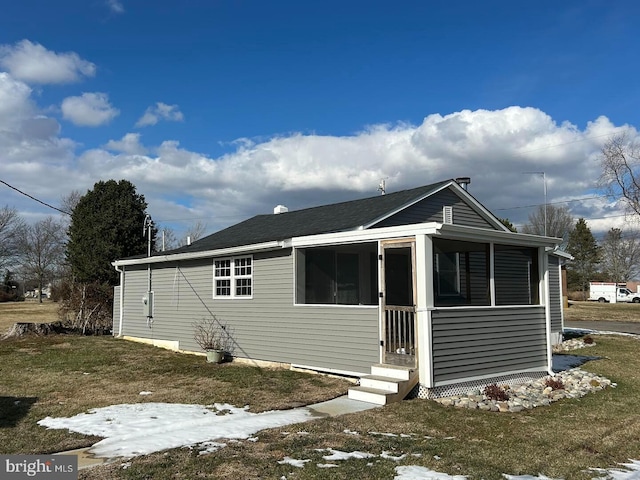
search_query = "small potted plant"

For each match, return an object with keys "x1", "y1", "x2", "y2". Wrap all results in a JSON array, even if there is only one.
[{"x1": 193, "y1": 316, "x2": 232, "y2": 363}]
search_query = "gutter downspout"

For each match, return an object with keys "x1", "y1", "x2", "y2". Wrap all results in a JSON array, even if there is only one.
[
  {"x1": 114, "y1": 264, "x2": 125, "y2": 337},
  {"x1": 542, "y1": 249, "x2": 554, "y2": 376}
]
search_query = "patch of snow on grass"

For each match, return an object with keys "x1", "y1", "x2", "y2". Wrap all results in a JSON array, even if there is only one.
[
  {"x1": 381, "y1": 451, "x2": 407, "y2": 461},
  {"x1": 197, "y1": 441, "x2": 226, "y2": 455},
  {"x1": 38, "y1": 402, "x2": 311, "y2": 459},
  {"x1": 591, "y1": 459, "x2": 640, "y2": 479},
  {"x1": 277, "y1": 457, "x2": 310, "y2": 468},
  {"x1": 320, "y1": 449, "x2": 375, "y2": 461},
  {"x1": 394, "y1": 465, "x2": 467, "y2": 479}
]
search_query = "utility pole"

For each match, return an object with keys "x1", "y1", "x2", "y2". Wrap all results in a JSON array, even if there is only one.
[{"x1": 143, "y1": 215, "x2": 154, "y2": 327}]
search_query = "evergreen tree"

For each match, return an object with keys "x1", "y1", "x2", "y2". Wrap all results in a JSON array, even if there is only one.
[
  {"x1": 566, "y1": 218, "x2": 600, "y2": 294},
  {"x1": 499, "y1": 218, "x2": 517, "y2": 233},
  {"x1": 67, "y1": 180, "x2": 153, "y2": 286}
]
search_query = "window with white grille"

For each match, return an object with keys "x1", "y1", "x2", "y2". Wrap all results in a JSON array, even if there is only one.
[{"x1": 214, "y1": 256, "x2": 252, "y2": 298}]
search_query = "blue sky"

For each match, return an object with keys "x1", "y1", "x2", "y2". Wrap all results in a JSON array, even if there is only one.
[{"x1": 1, "y1": 1, "x2": 639, "y2": 240}]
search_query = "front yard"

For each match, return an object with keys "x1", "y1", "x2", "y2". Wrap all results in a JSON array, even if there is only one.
[{"x1": 1, "y1": 332, "x2": 640, "y2": 479}]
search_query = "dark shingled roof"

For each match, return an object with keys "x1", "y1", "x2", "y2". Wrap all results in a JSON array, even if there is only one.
[{"x1": 161, "y1": 180, "x2": 452, "y2": 255}]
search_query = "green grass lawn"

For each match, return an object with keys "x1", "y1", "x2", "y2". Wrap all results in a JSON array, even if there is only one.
[
  {"x1": 565, "y1": 300, "x2": 640, "y2": 322},
  {"x1": 1, "y1": 333, "x2": 640, "y2": 479}
]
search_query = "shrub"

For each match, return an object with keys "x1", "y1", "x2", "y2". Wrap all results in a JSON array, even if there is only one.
[
  {"x1": 0, "y1": 291, "x2": 18, "y2": 302},
  {"x1": 483, "y1": 383, "x2": 510, "y2": 401},
  {"x1": 545, "y1": 377, "x2": 565, "y2": 390},
  {"x1": 193, "y1": 316, "x2": 234, "y2": 353},
  {"x1": 583, "y1": 335, "x2": 594, "y2": 344}
]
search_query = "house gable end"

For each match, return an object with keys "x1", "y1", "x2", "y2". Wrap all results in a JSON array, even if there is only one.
[{"x1": 370, "y1": 184, "x2": 504, "y2": 231}]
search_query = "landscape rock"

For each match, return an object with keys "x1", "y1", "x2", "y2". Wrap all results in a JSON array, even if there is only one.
[{"x1": 433, "y1": 338, "x2": 615, "y2": 413}]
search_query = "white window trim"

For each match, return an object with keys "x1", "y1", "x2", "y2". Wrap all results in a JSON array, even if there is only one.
[{"x1": 213, "y1": 255, "x2": 253, "y2": 299}]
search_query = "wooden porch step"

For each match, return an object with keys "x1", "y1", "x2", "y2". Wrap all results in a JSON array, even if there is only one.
[
  {"x1": 348, "y1": 386, "x2": 394, "y2": 405},
  {"x1": 359, "y1": 375, "x2": 402, "y2": 393},
  {"x1": 348, "y1": 365, "x2": 419, "y2": 405},
  {"x1": 371, "y1": 364, "x2": 415, "y2": 381}
]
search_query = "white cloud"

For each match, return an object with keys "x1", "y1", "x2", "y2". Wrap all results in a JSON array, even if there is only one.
[
  {"x1": 1, "y1": 99, "x2": 635, "y2": 238},
  {"x1": 0, "y1": 40, "x2": 95, "y2": 84},
  {"x1": 104, "y1": 133, "x2": 147, "y2": 155},
  {"x1": 61, "y1": 92, "x2": 120, "y2": 127},
  {"x1": 70, "y1": 107, "x2": 626, "y2": 237},
  {"x1": 0, "y1": 72, "x2": 34, "y2": 128},
  {"x1": 0, "y1": 73, "x2": 80, "y2": 219},
  {"x1": 135, "y1": 102, "x2": 184, "y2": 127},
  {"x1": 106, "y1": 0, "x2": 124, "y2": 14}
]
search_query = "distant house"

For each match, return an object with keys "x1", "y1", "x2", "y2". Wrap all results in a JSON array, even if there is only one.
[{"x1": 113, "y1": 179, "x2": 565, "y2": 403}]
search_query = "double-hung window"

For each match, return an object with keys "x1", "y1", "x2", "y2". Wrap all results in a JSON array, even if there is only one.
[{"x1": 214, "y1": 256, "x2": 252, "y2": 298}]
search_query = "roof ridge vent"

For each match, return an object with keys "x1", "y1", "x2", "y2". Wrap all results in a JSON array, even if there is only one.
[{"x1": 274, "y1": 205, "x2": 289, "y2": 214}]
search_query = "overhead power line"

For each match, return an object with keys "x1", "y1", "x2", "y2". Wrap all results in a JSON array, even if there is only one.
[{"x1": 0, "y1": 179, "x2": 71, "y2": 216}]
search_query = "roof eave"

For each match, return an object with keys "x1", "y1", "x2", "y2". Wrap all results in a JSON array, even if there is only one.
[
  {"x1": 435, "y1": 223, "x2": 561, "y2": 248},
  {"x1": 112, "y1": 240, "x2": 287, "y2": 267}
]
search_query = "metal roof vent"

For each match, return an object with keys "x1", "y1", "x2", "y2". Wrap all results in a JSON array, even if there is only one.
[
  {"x1": 274, "y1": 205, "x2": 289, "y2": 214},
  {"x1": 455, "y1": 177, "x2": 471, "y2": 190}
]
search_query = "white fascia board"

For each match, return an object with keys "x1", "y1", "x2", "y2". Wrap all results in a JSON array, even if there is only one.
[
  {"x1": 292, "y1": 222, "x2": 561, "y2": 249},
  {"x1": 291, "y1": 223, "x2": 441, "y2": 247},
  {"x1": 548, "y1": 247, "x2": 573, "y2": 260},
  {"x1": 434, "y1": 223, "x2": 561, "y2": 248},
  {"x1": 361, "y1": 181, "x2": 454, "y2": 229},
  {"x1": 112, "y1": 240, "x2": 285, "y2": 267}
]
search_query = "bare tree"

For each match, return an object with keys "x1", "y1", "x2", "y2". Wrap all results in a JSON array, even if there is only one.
[
  {"x1": 158, "y1": 221, "x2": 208, "y2": 251},
  {"x1": 600, "y1": 133, "x2": 640, "y2": 216},
  {"x1": 15, "y1": 217, "x2": 65, "y2": 303},
  {"x1": 600, "y1": 228, "x2": 640, "y2": 283},
  {"x1": 0, "y1": 205, "x2": 25, "y2": 271},
  {"x1": 184, "y1": 220, "x2": 207, "y2": 244},
  {"x1": 522, "y1": 204, "x2": 574, "y2": 240},
  {"x1": 60, "y1": 190, "x2": 82, "y2": 215}
]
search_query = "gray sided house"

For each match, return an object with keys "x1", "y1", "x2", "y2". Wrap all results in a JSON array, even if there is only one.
[{"x1": 112, "y1": 179, "x2": 566, "y2": 402}]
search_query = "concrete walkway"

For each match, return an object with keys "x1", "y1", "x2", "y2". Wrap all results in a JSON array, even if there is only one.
[{"x1": 56, "y1": 395, "x2": 380, "y2": 470}]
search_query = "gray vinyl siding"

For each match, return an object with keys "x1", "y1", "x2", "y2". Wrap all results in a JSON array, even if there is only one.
[
  {"x1": 113, "y1": 286, "x2": 121, "y2": 336},
  {"x1": 375, "y1": 188, "x2": 496, "y2": 229},
  {"x1": 430, "y1": 306, "x2": 547, "y2": 384},
  {"x1": 548, "y1": 255, "x2": 563, "y2": 335},
  {"x1": 115, "y1": 248, "x2": 379, "y2": 375}
]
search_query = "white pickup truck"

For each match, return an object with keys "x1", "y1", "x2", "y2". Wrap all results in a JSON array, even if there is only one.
[{"x1": 588, "y1": 282, "x2": 640, "y2": 303}]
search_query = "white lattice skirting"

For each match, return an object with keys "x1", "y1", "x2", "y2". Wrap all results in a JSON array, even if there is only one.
[{"x1": 411, "y1": 372, "x2": 548, "y2": 399}]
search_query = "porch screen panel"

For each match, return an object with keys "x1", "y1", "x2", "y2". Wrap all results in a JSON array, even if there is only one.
[
  {"x1": 336, "y1": 253, "x2": 359, "y2": 304},
  {"x1": 494, "y1": 245, "x2": 539, "y2": 305},
  {"x1": 433, "y1": 238, "x2": 490, "y2": 307},
  {"x1": 300, "y1": 244, "x2": 378, "y2": 305},
  {"x1": 305, "y1": 250, "x2": 335, "y2": 304}
]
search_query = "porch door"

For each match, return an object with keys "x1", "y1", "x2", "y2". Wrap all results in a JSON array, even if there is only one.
[{"x1": 381, "y1": 241, "x2": 417, "y2": 368}]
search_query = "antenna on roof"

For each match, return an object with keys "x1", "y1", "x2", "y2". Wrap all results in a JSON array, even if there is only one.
[{"x1": 378, "y1": 178, "x2": 387, "y2": 195}]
